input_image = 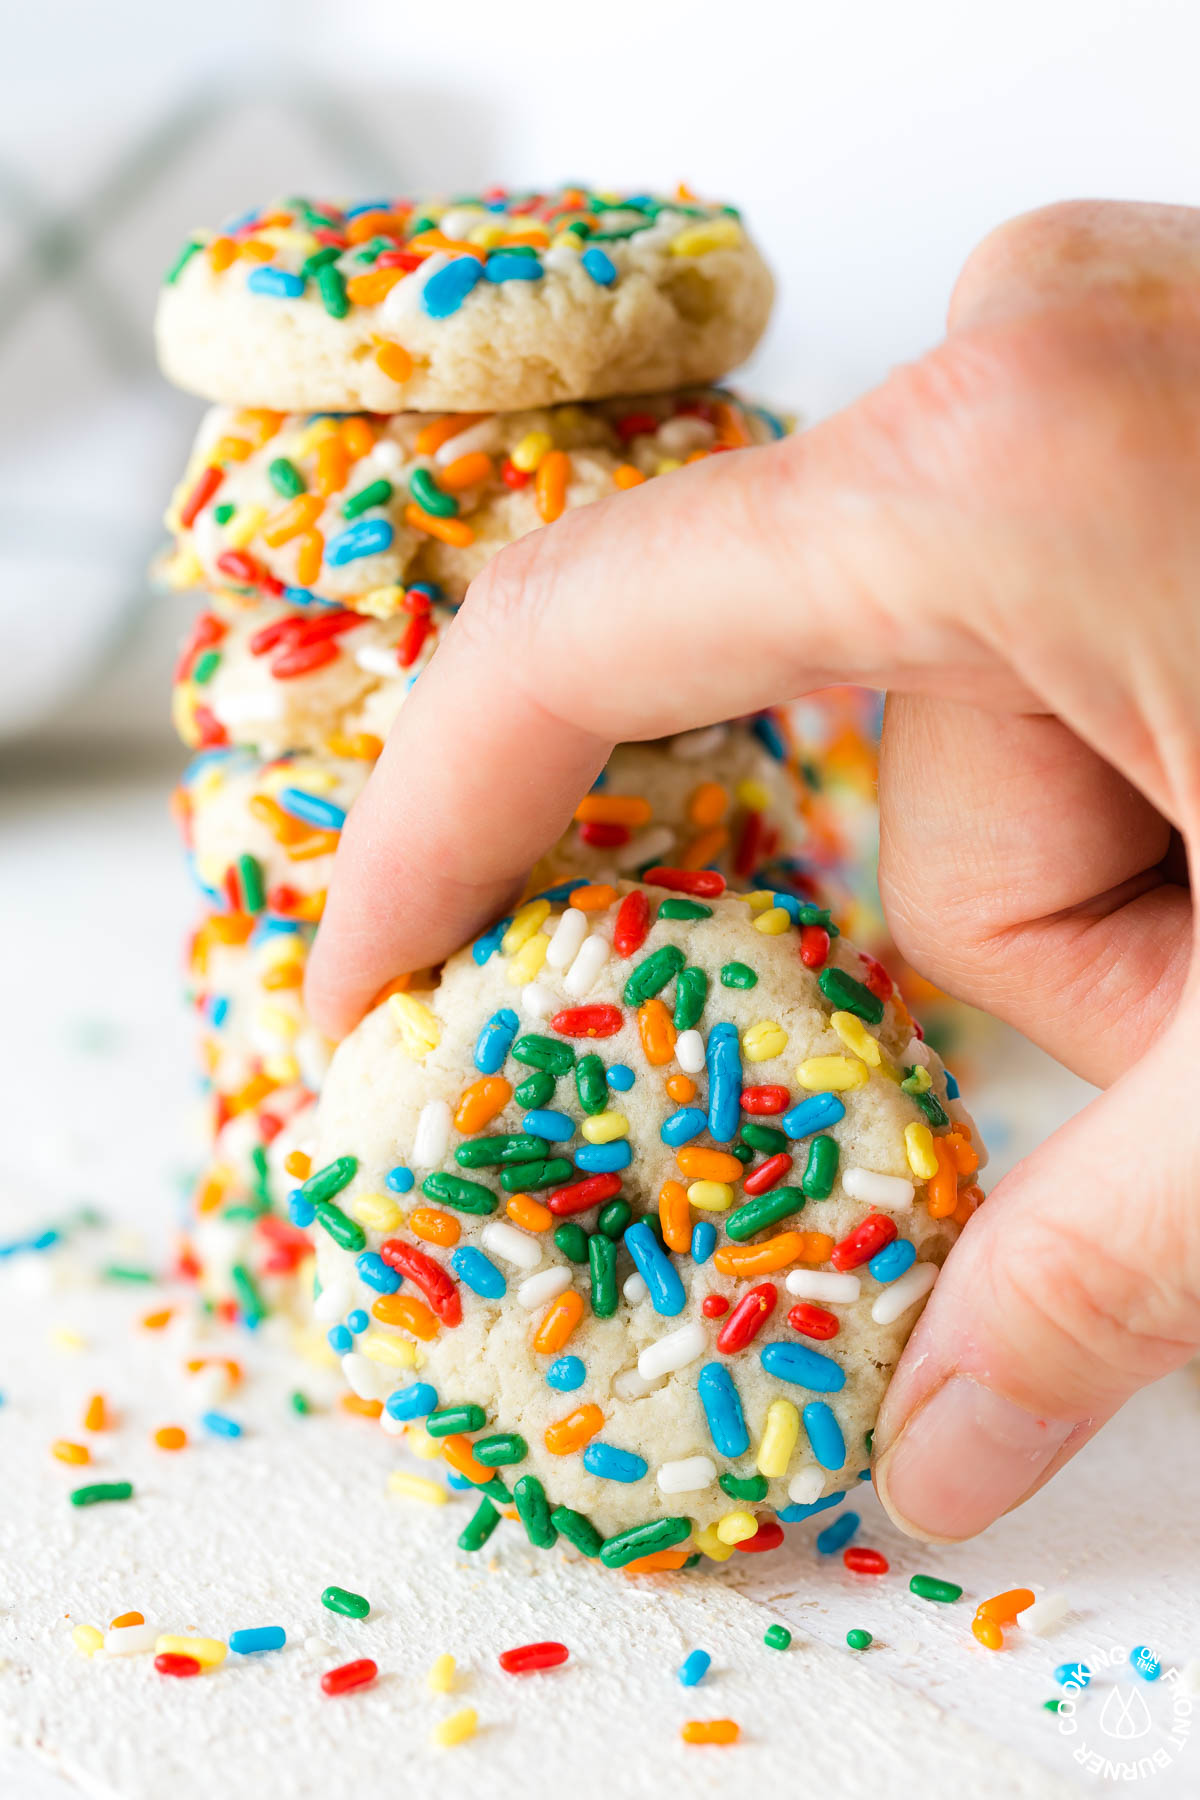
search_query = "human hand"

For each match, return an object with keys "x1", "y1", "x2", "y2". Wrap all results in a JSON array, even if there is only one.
[{"x1": 309, "y1": 200, "x2": 1199, "y2": 1541}]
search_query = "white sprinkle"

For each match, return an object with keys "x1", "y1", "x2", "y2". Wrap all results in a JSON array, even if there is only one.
[
  {"x1": 1015, "y1": 1591, "x2": 1071, "y2": 1637},
  {"x1": 433, "y1": 416, "x2": 504, "y2": 465},
  {"x1": 870, "y1": 1262, "x2": 938, "y2": 1324},
  {"x1": 675, "y1": 1028, "x2": 705, "y2": 1074},
  {"x1": 904, "y1": 1036, "x2": 931, "y2": 1067},
  {"x1": 614, "y1": 827, "x2": 675, "y2": 871},
  {"x1": 381, "y1": 251, "x2": 445, "y2": 324},
  {"x1": 613, "y1": 1366, "x2": 660, "y2": 1400},
  {"x1": 546, "y1": 906, "x2": 588, "y2": 971},
  {"x1": 211, "y1": 688, "x2": 284, "y2": 723},
  {"x1": 355, "y1": 643, "x2": 405, "y2": 678},
  {"x1": 785, "y1": 1270, "x2": 861, "y2": 1303},
  {"x1": 657, "y1": 416, "x2": 716, "y2": 456},
  {"x1": 379, "y1": 1408, "x2": 407, "y2": 1437},
  {"x1": 670, "y1": 724, "x2": 729, "y2": 760},
  {"x1": 295, "y1": 1028, "x2": 332, "y2": 1093},
  {"x1": 341, "y1": 1352, "x2": 391, "y2": 1401},
  {"x1": 520, "y1": 981, "x2": 556, "y2": 1019},
  {"x1": 103, "y1": 1622, "x2": 158, "y2": 1656},
  {"x1": 517, "y1": 1267, "x2": 573, "y2": 1310},
  {"x1": 313, "y1": 1270, "x2": 356, "y2": 1323},
  {"x1": 637, "y1": 1321, "x2": 707, "y2": 1380},
  {"x1": 622, "y1": 1272, "x2": 649, "y2": 1303},
  {"x1": 304, "y1": 1637, "x2": 334, "y2": 1658},
  {"x1": 541, "y1": 245, "x2": 581, "y2": 274},
  {"x1": 842, "y1": 1167, "x2": 915, "y2": 1211},
  {"x1": 563, "y1": 933, "x2": 609, "y2": 998},
  {"x1": 412, "y1": 1100, "x2": 451, "y2": 1168},
  {"x1": 787, "y1": 1467, "x2": 827, "y2": 1506},
  {"x1": 1180, "y1": 1658, "x2": 1200, "y2": 1696},
  {"x1": 658, "y1": 1455, "x2": 717, "y2": 1494},
  {"x1": 437, "y1": 205, "x2": 488, "y2": 240},
  {"x1": 481, "y1": 1222, "x2": 542, "y2": 1271}
]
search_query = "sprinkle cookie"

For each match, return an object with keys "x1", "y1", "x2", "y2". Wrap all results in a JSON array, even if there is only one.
[
  {"x1": 162, "y1": 390, "x2": 788, "y2": 614},
  {"x1": 156, "y1": 190, "x2": 775, "y2": 413},
  {"x1": 301, "y1": 876, "x2": 984, "y2": 1561}
]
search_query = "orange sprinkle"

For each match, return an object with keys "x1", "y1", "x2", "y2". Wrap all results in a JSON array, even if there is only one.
[
  {"x1": 292, "y1": 892, "x2": 326, "y2": 923},
  {"x1": 569, "y1": 883, "x2": 618, "y2": 912},
  {"x1": 110, "y1": 1611, "x2": 144, "y2": 1629},
  {"x1": 140, "y1": 1308, "x2": 173, "y2": 1332},
  {"x1": 454, "y1": 1075, "x2": 513, "y2": 1135},
  {"x1": 638, "y1": 998, "x2": 677, "y2": 1067},
  {"x1": 676, "y1": 1146, "x2": 743, "y2": 1184},
  {"x1": 441, "y1": 1434, "x2": 491, "y2": 1485},
  {"x1": 945, "y1": 1125, "x2": 979, "y2": 1177},
  {"x1": 154, "y1": 1426, "x2": 188, "y2": 1452},
  {"x1": 613, "y1": 463, "x2": 646, "y2": 489},
  {"x1": 284, "y1": 1149, "x2": 312, "y2": 1180},
  {"x1": 506, "y1": 1193, "x2": 553, "y2": 1233},
  {"x1": 372, "y1": 1293, "x2": 439, "y2": 1339},
  {"x1": 926, "y1": 1137, "x2": 959, "y2": 1218},
  {"x1": 345, "y1": 208, "x2": 409, "y2": 243},
  {"x1": 531, "y1": 1288, "x2": 584, "y2": 1354},
  {"x1": 714, "y1": 400, "x2": 751, "y2": 448},
  {"x1": 372, "y1": 973, "x2": 413, "y2": 1004},
  {"x1": 972, "y1": 1615, "x2": 1004, "y2": 1651},
  {"x1": 248, "y1": 795, "x2": 313, "y2": 845},
  {"x1": 238, "y1": 409, "x2": 285, "y2": 446},
  {"x1": 665, "y1": 1074, "x2": 697, "y2": 1103},
  {"x1": 195, "y1": 1171, "x2": 228, "y2": 1215},
  {"x1": 314, "y1": 437, "x2": 350, "y2": 497},
  {"x1": 82, "y1": 1394, "x2": 109, "y2": 1432},
  {"x1": 344, "y1": 268, "x2": 406, "y2": 306},
  {"x1": 262, "y1": 495, "x2": 324, "y2": 547},
  {"x1": 574, "y1": 793, "x2": 652, "y2": 828},
  {"x1": 52, "y1": 1440, "x2": 90, "y2": 1465},
  {"x1": 263, "y1": 961, "x2": 302, "y2": 991},
  {"x1": 535, "y1": 448, "x2": 571, "y2": 524},
  {"x1": 284, "y1": 828, "x2": 341, "y2": 861},
  {"x1": 184, "y1": 1356, "x2": 242, "y2": 1387},
  {"x1": 501, "y1": 227, "x2": 552, "y2": 248},
  {"x1": 975, "y1": 1587, "x2": 1035, "y2": 1624},
  {"x1": 414, "y1": 414, "x2": 486, "y2": 458},
  {"x1": 204, "y1": 912, "x2": 255, "y2": 947},
  {"x1": 409, "y1": 1207, "x2": 461, "y2": 1249},
  {"x1": 438, "y1": 451, "x2": 493, "y2": 491},
  {"x1": 228, "y1": 1072, "x2": 278, "y2": 1114},
  {"x1": 681, "y1": 825, "x2": 729, "y2": 870},
  {"x1": 954, "y1": 1184, "x2": 985, "y2": 1226},
  {"x1": 374, "y1": 339, "x2": 413, "y2": 382},
  {"x1": 342, "y1": 1394, "x2": 383, "y2": 1419},
  {"x1": 408, "y1": 230, "x2": 487, "y2": 262},
  {"x1": 325, "y1": 731, "x2": 383, "y2": 760},
  {"x1": 339, "y1": 417, "x2": 376, "y2": 461},
  {"x1": 658, "y1": 1179, "x2": 692, "y2": 1254},
  {"x1": 403, "y1": 502, "x2": 475, "y2": 547},
  {"x1": 622, "y1": 1550, "x2": 691, "y2": 1574},
  {"x1": 207, "y1": 236, "x2": 237, "y2": 272},
  {"x1": 544, "y1": 1403, "x2": 604, "y2": 1455},
  {"x1": 682, "y1": 1720, "x2": 740, "y2": 1746},
  {"x1": 713, "y1": 1231, "x2": 832, "y2": 1278},
  {"x1": 211, "y1": 434, "x2": 254, "y2": 464},
  {"x1": 296, "y1": 528, "x2": 324, "y2": 586},
  {"x1": 688, "y1": 781, "x2": 729, "y2": 828}
]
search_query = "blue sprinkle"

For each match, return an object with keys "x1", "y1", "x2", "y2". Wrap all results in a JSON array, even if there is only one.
[
  {"x1": 343, "y1": 199, "x2": 392, "y2": 218},
  {"x1": 473, "y1": 916, "x2": 512, "y2": 964},
  {"x1": 581, "y1": 246, "x2": 617, "y2": 286},
  {"x1": 802, "y1": 1400, "x2": 847, "y2": 1469},
  {"x1": 229, "y1": 1626, "x2": 286, "y2": 1655},
  {"x1": 288, "y1": 1190, "x2": 315, "y2": 1229},
  {"x1": 485, "y1": 251, "x2": 544, "y2": 282},
  {"x1": 546, "y1": 1355, "x2": 587, "y2": 1392},
  {"x1": 326, "y1": 518, "x2": 395, "y2": 566},
  {"x1": 1055, "y1": 1661, "x2": 1092, "y2": 1688},
  {"x1": 247, "y1": 267, "x2": 305, "y2": 299},
  {"x1": 944, "y1": 1069, "x2": 960, "y2": 1100},
  {"x1": 661, "y1": 1107, "x2": 708, "y2": 1147},
  {"x1": 868, "y1": 1239, "x2": 916, "y2": 1284},
  {"x1": 451, "y1": 1245, "x2": 507, "y2": 1299},
  {"x1": 696, "y1": 1362, "x2": 749, "y2": 1458},
  {"x1": 575, "y1": 1140, "x2": 631, "y2": 1173},
  {"x1": 327, "y1": 1325, "x2": 352, "y2": 1354},
  {"x1": 606, "y1": 1063, "x2": 635, "y2": 1091},
  {"x1": 475, "y1": 1007, "x2": 519, "y2": 1074},
  {"x1": 201, "y1": 1411, "x2": 243, "y2": 1438},
  {"x1": 283, "y1": 586, "x2": 318, "y2": 607},
  {"x1": 752, "y1": 712, "x2": 788, "y2": 761},
  {"x1": 691, "y1": 1221, "x2": 718, "y2": 1263},
  {"x1": 345, "y1": 1309, "x2": 368, "y2": 1335},
  {"x1": 530, "y1": 878, "x2": 589, "y2": 903},
  {"x1": 447, "y1": 1472, "x2": 472, "y2": 1491},
  {"x1": 706, "y1": 1021, "x2": 741, "y2": 1143},
  {"x1": 276, "y1": 787, "x2": 346, "y2": 831},
  {"x1": 582, "y1": 1442, "x2": 648, "y2": 1483},
  {"x1": 777, "y1": 1491, "x2": 846, "y2": 1524},
  {"x1": 678, "y1": 1649, "x2": 711, "y2": 1687},
  {"x1": 385, "y1": 1165, "x2": 414, "y2": 1194},
  {"x1": 623, "y1": 1221, "x2": 685, "y2": 1316},
  {"x1": 422, "y1": 255, "x2": 484, "y2": 318},
  {"x1": 781, "y1": 1092, "x2": 846, "y2": 1139},
  {"x1": 760, "y1": 1342, "x2": 846, "y2": 1394},
  {"x1": 1131, "y1": 1647, "x2": 1161, "y2": 1682},
  {"x1": 355, "y1": 1252, "x2": 400, "y2": 1294},
  {"x1": 208, "y1": 995, "x2": 229, "y2": 1028},
  {"x1": 523, "y1": 1109, "x2": 575, "y2": 1142},
  {"x1": 385, "y1": 1382, "x2": 438, "y2": 1420},
  {"x1": 816, "y1": 1510, "x2": 859, "y2": 1554}
]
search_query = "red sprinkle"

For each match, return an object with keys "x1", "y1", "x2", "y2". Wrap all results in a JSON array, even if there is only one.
[
  {"x1": 799, "y1": 925, "x2": 830, "y2": 970},
  {"x1": 716, "y1": 1282, "x2": 777, "y2": 1353},
  {"x1": 174, "y1": 610, "x2": 226, "y2": 681},
  {"x1": 379, "y1": 1240, "x2": 462, "y2": 1326},
  {"x1": 321, "y1": 1657, "x2": 378, "y2": 1696},
  {"x1": 844, "y1": 1546, "x2": 890, "y2": 1575},
  {"x1": 546, "y1": 1173, "x2": 623, "y2": 1216},
  {"x1": 832, "y1": 1213, "x2": 898, "y2": 1272},
  {"x1": 396, "y1": 610, "x2": 433, "y2": 668},
  {"x1": 498, "y1": 1640, "x2": 570, "y2": 1674},
  {"x1": 859, "y1": 953, "x2": 895, "y2": 1002},
  {"x1": 642, "y1": 866, "x2": 726, "y2": 898},
  {"x1": 740, "y1": 1085, "x2": 790, "y2": 1115},
  {"x1": 613, "y1": 890, "x2": 651, "y2": 958},
  {"x1": 271, "y1": 639, "x2": 341, "y2": 678},
  {"x1": 787, "y1": 1301, "x2": 839, "y2": 1340},
  {"x1": 550, "y1": 1005, "x2": 624, "y2": 1039},
  {"x1": 179, "y1": 463, "x2": 223, "y2": 529},
  {"x1": 578, "y1": 821, "x2": 630, "y2": 848},
  {"x1": 732, "y1": 810, "x2": 764, "y2": 880},
  {"x1": 741, "y1": 1153, "x2": 792, "y2": 1196},
  {"x1": 501, "y1": 457, "x2": 531, "y2": 488},
  {"x1": 155, "y1": 1653, "x2": 202, "y2": 1678},
  {"x1": 700, "y1": 1293, "x2": 730, "y2": 1318},
  {"x1": 735, "y1": 1519, "x2": 784, "y2": 1554}
]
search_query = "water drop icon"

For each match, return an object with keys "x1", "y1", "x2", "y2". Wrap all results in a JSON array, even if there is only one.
[{"x1": 1099, "y1": 1685, "x2": 1153, "y2": 1741}]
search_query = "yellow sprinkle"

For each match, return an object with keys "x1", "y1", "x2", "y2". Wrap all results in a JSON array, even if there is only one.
[
  {"x1": 796, "y1": 1056, "x2": 868, "y2": 1092},
  {"x1": 358, "y1": 1331, "x2": 417, "y2": 1368},
  {"x1": 507, "y1": 931, "x2": 549, "y2": 986},
  {"x1": 756, "y1": 1398, "x2": 800, "y2": 1478},
  {"x1": 510, "y1": 430, "x2": 553, "y2": 473},
  {"x1": 905, "y1": 1063, "x2": 932, "y2": 1094},
  {"x1": 741, "y1": 890, "x2": 776, "y2": 914},
  {"x1": 735, "y1": 777, "x2": 772, "y2": 811},
  {"x1": 580, "y1": 1111, "x2": 629, "y2": 1144},
  {"x1": 715, "y1": 1509, "x2": 758, "y2": 1546},
  {"x1": 263, "y1": 760, "x2": 336, "y2": 797},
  {"x1": 905, "y1": 1121, "x2": 938, "y2": 1180},
  {"x1": 169, "y1": 545, "x2": 205, "y2": 587},
  {"x1": 655, "y1": 457, "x2": 683, "y2": 475},
  {"x1": 501, "y1": 899, "x2": 551, "y2": 955},
  {"x1": 262, "y1": 1052, "x2": 300, "y2": 1085},
  {"x1": 223, "y1": 504, "x2": 266, "y2": 550},
  {"x1": 742, "y1": 1020, "x2": 788, "y2": 1062},
  {"x1": 427, "y1": 1652, "x2": 456, "y2": 1693},
  {"x1": 294, "y1": 417, "x2": 340, "y2": 456},
  {"x1": 687, "y1": 1181, "x2": 733, "y2": 1213},
  {"x1": 406, "y1": 1425, "x2": 444, "y2": 1462},
  {"x1": 692, "y1": 1523, "x2": 735, "y2": 1562},
  {"x1": 671, "y1": 218, "x2": 743, "y2": 256},
  {"x1": 431, "y1": 1706, "x2": 478, "y2": 1748},
  {"x1": 753, "y1": 906, "x2": 791, "y2": 936},
  {"x1": 49, "y1": 1329, "x2": 86, "y2": 1354},
  {"x1": 72, "y1": 1624, "x2": 104, "y2": 1657},
  {"x1": 351, "y1": 1192, "x2": 403, "y2": 1232},
  {"x1": 388, "y1": 1470, "x2": 449, "y2": 1505},
  {"x1": 388, "y1": 992, "x2": 442, "y2": 1060},
  {"x1": 356, "y1": 584, "x2": 407, "y2": 619},
  {"x1": 155, "y1": 1634, "x2": 227, "y2": 1667},
  {"x1": 830, "y1": 1012, "x2": 881, "y2": 1066}
]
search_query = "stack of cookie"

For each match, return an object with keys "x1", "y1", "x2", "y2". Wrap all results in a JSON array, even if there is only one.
[{"x1": 154, "y1": 184, "x2": 837, "y2": 1327}]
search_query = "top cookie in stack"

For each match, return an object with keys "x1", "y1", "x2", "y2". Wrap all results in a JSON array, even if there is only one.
[{"x1": 156, "y1": 186, "x2": 774, "y2": 413}]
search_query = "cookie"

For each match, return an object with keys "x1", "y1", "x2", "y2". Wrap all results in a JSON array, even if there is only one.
[
  {"x1": 161, "y1": 390, "x2": 788, "y2": 615},
  {"x1": 302, "y1": 876, "x2": 985, "y2": 1562},
  {"x1": 156, "y1": 190, "x2": 774, "y2": 413}
]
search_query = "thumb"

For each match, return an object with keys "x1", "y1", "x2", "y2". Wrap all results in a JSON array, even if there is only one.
[{"x1": 872, "y1": 1003, "x2": 1200, "y2": 1540}]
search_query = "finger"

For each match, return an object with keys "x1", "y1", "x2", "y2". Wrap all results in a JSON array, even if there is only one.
[
  {"x1": 879, "y1": 694, "x2": 1193, "y2": 1086},
  {"x1": 872, "y1": 1008, "x2": 1200, "y2": 1542}
]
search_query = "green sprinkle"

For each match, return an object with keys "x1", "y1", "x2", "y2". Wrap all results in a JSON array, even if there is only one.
[
  {"x1": 740, "y1": 1122, "x2": 787, "y2": 1156},
  {"x1": 719, "y1": 1472, "x2": 769, "y2": 1502},
  {"x1": 300, "y1": 244, "x2": 342, "y2": 276},
  {"x1": 846, "y1": 1629, "x2": 873, "y2": 1651},
  {"x1": 764, "y1": 1624, "x2": 792, "y2": 1651},
  {"x1": 301, "y1": 1156, "x2": 358, "y2": 1204},
  {"x1": 725, "y1": 1186, "x2": 805, "y2": 1242},
  {"x1": 597, "y1": 1199, "x2": 632, "y2": 1239},
  {"x1": 322, "y1": 1586, "x2": 370, "y2": 1619},
  {"x1": 914, "y1": 1091, "x2": 951, "y2": 1128},
  {"x1": 588, "y1": 1231, "x2": 618, "y2": 1318},
  {"x1": 817, "y1": 967, "x2": 884, "y2": 1025},
  {"x1": 864, "y1": 1429, "x2": 874, "y2": 1455},
  {"x1": 599, "y1": 1516, "x2": 691, "y2": 1569},
  {"x1": 672, "y1": 965, "x2": 709, "y2": 1030},
  {"x1": 730, "y1": 1142, "x2": 754, "y2": 1164},
  {"x1": 408, "y1": 466, "x2": 459, "y2": 518},
  {"x1": 575, "y1": 1053, "x2": 608, "y2": 1115},
  {"x1": 426, "y1": 1404, "x2": 487, "y2": 1437},
  {"x1": 342, "y1": 478, "x2": 393, "y2": 520},
  {"x1": 231, "y1": 1262, "x2": 266, "y2": 1326},
  {"x1": 721, "y1": 961, "x2": 758, "y2": 989},
  {"x1": 623, "y1": 944, "x2": 685, "y2": 1006},
  {"x1": 70, "y1": 1482, "x2": 133, "y2": 1507},
  {"x1": 164, "y1": 238, "x2": 201, "y2": 284},
  {"x1": 316, "y1": 261, "x2": 349, "y2": 317},
  {"x1": 456, "y1": 1133, "x2": 548, "y2": 1168},
  {"x1": 551, "y1": 1505, "x2": 603, "y2": 1558},
  {"x1": 290, "y1": 1391, "x2": 312, "y2": 1416},
  {"x1": 499, "y1": 1158, "x2": 573, "y2": 1192},
  {"x1": 101, "y1": 1264, "x2": 154, "y2": 1283},
  {"x1": 458, "y1": 1496, "x2": 501, "y2": 1552},
  {"x1": 473, "y1": 1474, "x2": 513, "y2": 1502},
  {"x1": 801, "y1": 1135, "x2": 839, "y2": 1200},
  {"x1": 421, "y1": 1172, "x2": 498, "y2": 1215},
  {"x1": 909, "y1": 1574, "x2": 963, "y2": 1604},
  {"x1": 554, "y1": 1223, "x2": 589, "y2": 1263},
  {"x1": 515, "y1": 1070, "x2": 556, "y2": 1108},
  {"x1": 212, "y1": 502, "x2": 235, "y2": 525},
  {"x1": 313, "y1": 1200, "x2": 366, "y2": 1252},
  {"x1": 1043, "y1": 1698, "x2": 1067, "y2": 1714},
  {"x1": 797, "y1": 903, "x2": 838, "y2": 936},
  {"x1": 514, "y1": 1475, "x2": 557, "y2": 1549},
  {"x1": 268, "y1": 456, "x2": 305, "y2": 498},
  {"x1": 472, "y1": 1432, "x2": 527, "y2": 1467},
  {"x1": 901, "y1": 1065, "x2": 932, "y2": 1095},
  {"x1": 513, "y1": 1034, "x2": 575, "y2": 1076},
  {"x1": 657, "y1": 898, "x2": 711, "y2": 922},
  {"x1": 191, "y1": 649, "x2": 221, "y2": 685},
  {"x1": 237, "y1": 852, "x2": 265, "y2": 915}
]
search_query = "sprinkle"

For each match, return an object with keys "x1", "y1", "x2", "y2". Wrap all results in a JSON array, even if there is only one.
[
  {"x1": 623, "y1": 1220, "x2": 685, "y2": 1316},
  {"x1": 69, "y1": 1482, "x2": 133, "y2": 1507},
  {"x1": 846, "y1": 1629, "x2": 873, "y2": 1651},
  {"x1": 322, "y1": 1586, "x2": 370, "y2": 1619},
  {"x1": 247, "y1": 267, "x2": 305, "y2": 298},
  {"x1": 781, "y1": 1093, "x2": 846, "y2": 1139},
  {"x1": 1015, "y1": 1592, "x2": 1070, "y2": 1636},
  {"x1": 681, "y1": 1720, "x2": 740, "y2": 1746},
  {"x1": 498, "y1": 1641, "x2": 569, "y2": 1674},
  {"x1": 697, "y1": 1362, "x2": 750, "y2": 1457},
  {"x1": 387, "y1": 1472, "x2": 448, "y2": 1505},
  {"x1": 910, "y1": 1574, "x2": 963, "y2": 1604},
  {"x1": 658, "y1": 1455, "x2": 718, "y2": 1494},
  {"x1": 581, "y1": 246, "x2": 617, "y2": 284},
  {"x1": 756, "y1": 1397, "x2": 800, "y2": 1477},
  {"x1": 156, "y1": 1653, "x2": 202, "y2": 1677},
  {"x1": 637, "y1": 1320, "x2": 706, "y2": 1379},
  {"x1": 1131, "y1": 1646, "x2": 1161, "y2": 1681},
  {"x1": 430, "y1": 1706, "x2": 477, "y2": 1747},
  {"x1": 155, "y1": 1635, "x2": 227, "y2": 1667},
  {"x1": 427, "y1": 1653, "x2": 456, "y2": 1692},
  {"x1": 322, "y1": 1658, "x2": 378, "y2": 1696},
  {"x1": 72, "y1": 1625, "x2": 104, "y2": 1657},
  {"x1": 599, "y1": 1516, "x2": 691, "y2": 1568},
  {"x1": 870, "y1": 1261, "x2": 938, "y2": 1324},
  {"x1": 451, "y1": 1246, "x2": 507, "y2": 1298},
  {"x1": 229, "y1": 1626, "x2": 286, "y2": 1655},
  {"x1": 764, "y1": 1624, "x2": 792, "y2": 1651},
  {"x1": 842, "y1": 1167, "x2": 914, "y2": 1210},
  {"x1": 816, "y1": 1509, "x2": 859, "y2": 1554},
  {"x1": 423, "y1": 256, "x2": 484, "y2": 318},
  {"x1": 1055, "y1": 1661, "x2": 1091, "y2": 1688},
  {"x1": 679, "y1": 1649, "x2": 712, "y2": 1686},
  {"x1": 803, "y1": 1401, "x2": 847, "y2": 1469}
]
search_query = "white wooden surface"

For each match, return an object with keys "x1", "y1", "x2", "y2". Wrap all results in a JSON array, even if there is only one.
[{"x1": 1, "y1": 762, "x2": 1196, "y2": 1798}]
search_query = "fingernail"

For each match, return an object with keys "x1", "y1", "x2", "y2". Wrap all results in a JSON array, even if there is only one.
[{"x1": 875, "y1": 1376, "x2": 1075, "y2": 1540}]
